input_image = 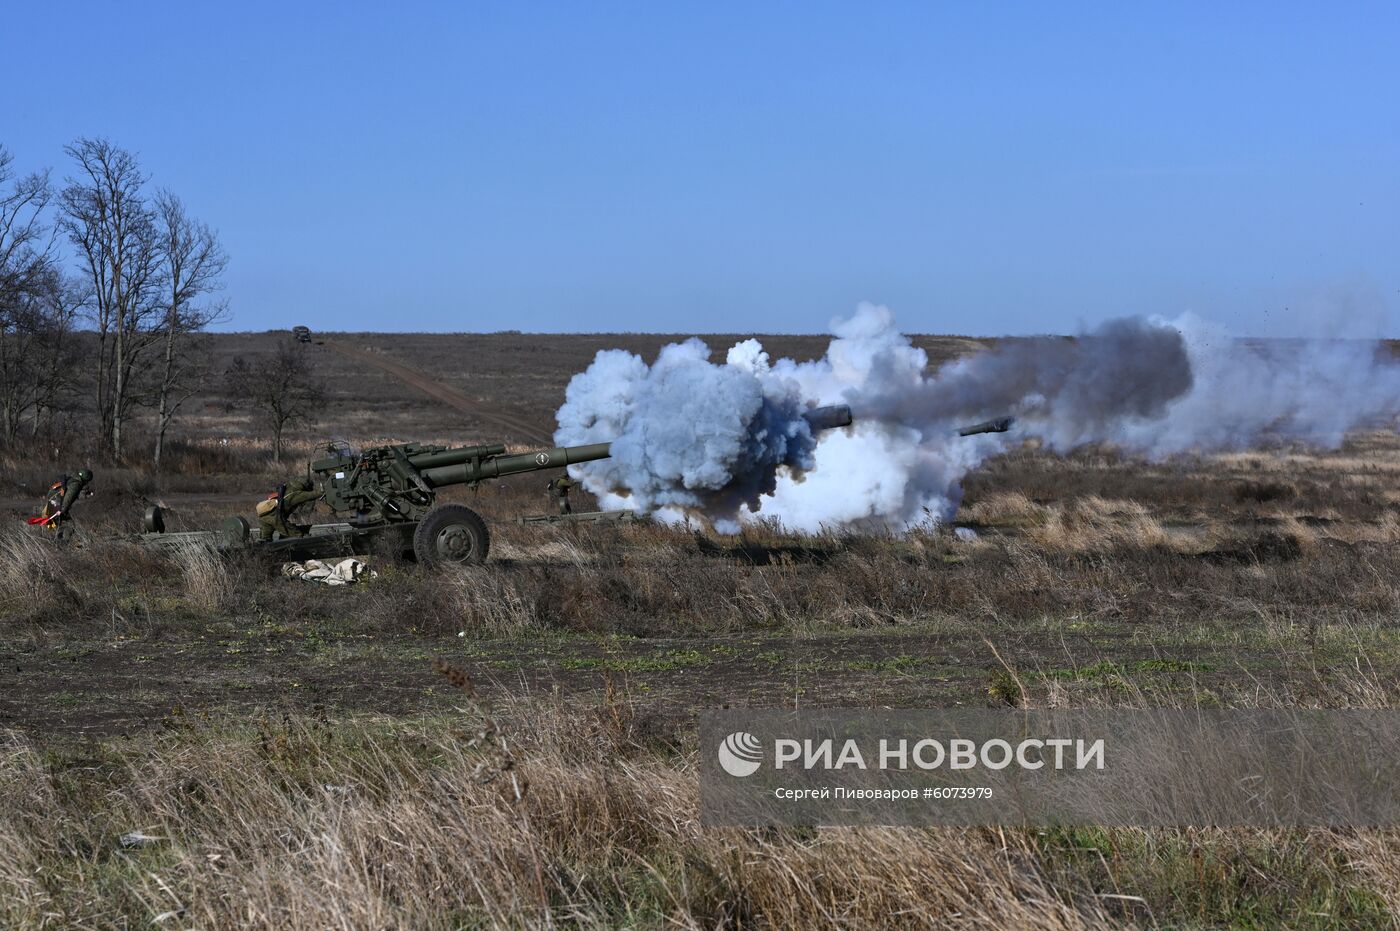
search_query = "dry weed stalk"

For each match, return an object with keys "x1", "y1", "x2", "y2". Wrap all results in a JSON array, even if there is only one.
[
  {"x1": 174, "y1": 540, "x2": 236, "y2": 613},
  {"x1": 0, "y1": 529, "x2": 64, "y2": 606}
]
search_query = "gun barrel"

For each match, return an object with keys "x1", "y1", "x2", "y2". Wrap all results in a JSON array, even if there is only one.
[
  {"x1": 802, "y1": 404, "x2": 853, "y2": 431},
  {"x1": 416, "y1": 405, "x2": 855, "y2": 488},
  {"x1": 958, "y1": 416, "x2": 1015, "y2": 437},
  {"x1": 421, "y1": 442, "x2": 613, "y2": 486},
  {"x1": 407, "y1": 443, "x2": 508, "y2": 470}
]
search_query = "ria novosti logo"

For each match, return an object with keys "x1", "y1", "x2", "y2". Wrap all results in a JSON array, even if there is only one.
[
  {"x1": 715, "y1": 731, "x2": 1107, "y2": 778},
  {"x1": 718, "y1": 731, "x2": 763, "y2": 777}
]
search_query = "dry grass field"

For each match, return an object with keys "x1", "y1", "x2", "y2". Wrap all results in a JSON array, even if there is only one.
[{"x1": 4, "y1": 331, "x2": 1400, "y2": 928}]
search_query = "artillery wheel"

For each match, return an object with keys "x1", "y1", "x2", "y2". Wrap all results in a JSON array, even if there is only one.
[
  {"x1": 413, "y1": 504, "x2": 490, "y2": 567},
  {"x1": 220, "y1": 516, "x2": 252, "y2": 545},
  {"x1": 143, "y1": 505, "x2": 166, "y2": 533}
]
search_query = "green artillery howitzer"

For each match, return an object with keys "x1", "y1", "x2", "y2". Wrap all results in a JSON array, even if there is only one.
[
  {"x1": 140, "y1": 404, "x2": 856, "y2": 568},
  {"x1": 305, "y1": 437, "x2": 616, "y2": 565}
]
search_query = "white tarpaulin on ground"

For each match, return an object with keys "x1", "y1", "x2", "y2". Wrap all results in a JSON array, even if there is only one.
[{"x1": 281, "y1": 558, "x2": 377, "y2": 585}]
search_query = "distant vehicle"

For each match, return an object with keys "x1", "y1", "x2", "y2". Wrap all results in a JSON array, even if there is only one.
[{"x1": 292, "y1": 325, "x2": 312, "y2": 343}]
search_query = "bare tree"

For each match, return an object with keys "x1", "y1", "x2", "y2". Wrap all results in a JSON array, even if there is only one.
[
  {"x1": 0, "y1": 266, "x2": 84, "y2": 444},
  {"x1": 225, "y1": 342, "x2": 325, "y2": 464},
  {"x1": 152, "y1": 191, "x2": 228, "y2": 472},
  {"x1": 0, "y1": 146, "x2": 83, "y2": 447},
  {"x1": 59, "y1": 138, "x2": 165, "y2": 462},
  {"x1": 0, "y1": 146, "x2": 54, "y2": 303}
]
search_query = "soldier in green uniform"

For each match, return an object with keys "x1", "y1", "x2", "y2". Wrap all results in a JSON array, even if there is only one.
[
  {"x1": 547, "y1": 474, "x2": 576, "y2": 515},
  {"x1": 44, "y1": 468, "x2": 93, "y2": 541},
  {"x1": 257, "y1": 477, "x2": 322, "y2": 541}
]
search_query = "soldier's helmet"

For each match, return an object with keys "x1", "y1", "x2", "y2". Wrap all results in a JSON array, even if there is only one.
[{"x1": 76, "y1": 468, "x2": 94, "y2": 483}]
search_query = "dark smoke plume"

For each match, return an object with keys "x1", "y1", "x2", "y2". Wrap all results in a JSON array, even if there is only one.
[{"x1": 556, "y1": 305, "x2": 1400, "y2": 531}]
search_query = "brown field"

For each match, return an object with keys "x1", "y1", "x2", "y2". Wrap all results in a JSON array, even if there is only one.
[{"x1": 4, "y1": 331, "x2": 1400, "y2": 928}]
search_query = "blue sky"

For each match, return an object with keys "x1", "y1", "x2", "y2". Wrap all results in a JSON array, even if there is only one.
[{"x1": 5, "y1": 2, "x2": 1397, "y2": 336}]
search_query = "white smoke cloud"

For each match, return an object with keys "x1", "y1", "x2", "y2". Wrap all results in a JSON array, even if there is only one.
[
  {"x1": 553, "y1": 337, "x2": 820, "y2": 521},
  {"x1": 554, "y1": 303, "x2": 1400, "y2": 532}
]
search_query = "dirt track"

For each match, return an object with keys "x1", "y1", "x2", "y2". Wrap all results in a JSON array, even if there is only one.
[
  {"x1": 323, "y1": 339, "x2": 555, "y2": 445},
  {"x1": 0, "y1": 625, "x2": 1243, "y2": 739}
]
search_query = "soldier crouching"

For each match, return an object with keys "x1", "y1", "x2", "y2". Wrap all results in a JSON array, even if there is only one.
[
  {"x1": 40, "y1": 468, "x2": 94, "y2": 542},
  {"x1": 547, "y1": 474, "x2": 576, "y2": 515},
  {"x1": 257, "y1": 477, "x2": 322, "y2": 541}
]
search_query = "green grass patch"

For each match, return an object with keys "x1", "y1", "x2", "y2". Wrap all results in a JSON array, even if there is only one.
[
  {"x1": 559, "y1": 649, "x2": 713, "y2": 673},
  {"x1": 1042, "y1": 659, "x2": 1216, "y2": 681},
  {"x1": 1034, "y1": 827, "x2": 1392, "y2": 930},
  {"x1": 842, "y1": 653, "x2": 942, "y2": 675}
]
